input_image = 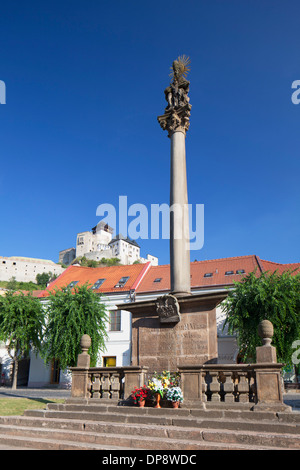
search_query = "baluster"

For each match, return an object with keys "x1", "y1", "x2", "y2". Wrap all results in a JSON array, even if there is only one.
[
  {"x1": 101, "y1": 373, "x2": 111, "y2": 399},
  {"x1": 201, "y1": 372, "x2": 207, "y2": 402},
  {"x1": 110, "y1": 373, "x2": 121, "y2": 399},
  {"x1": 223, "y1": 371, "x2": 235, "y2": 403},
  {"x1": 91, "y1": 373, "x2": 101, "y2": 398},
  {"x1": 87, "y1": 373, "x2": 93, "y2": 398},
  {"x1": 237, "y1": 373, "x2": 249, "y2": 402},
  {"x1": 249, "y1": 373, "x2": 256, "y2": 403},
  {"x1": 210, "y1": 371, "x2": 221, "y2": 402}
]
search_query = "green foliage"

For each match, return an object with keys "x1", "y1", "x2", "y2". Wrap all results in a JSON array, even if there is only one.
[
  {"x1": 42, "y1": 284, "x2": 108, "y2": 370},
  {"x1": 72, "y1": 256, "x2": 121, "y2": 267},
  {"x1": 222, "y1": 270, "x2": 300, "y2": 364},
  {"x1": 79, "y1": 256, "x2": 98, "y2": 267},
  {"x1": 6, "y1": 277, "x2": 18, "y2": 291},
  {"x1": 0, "y1": 277, "x2": 44, "y2": 292},
  {"x1": 0, "y1": 291, "x2": 44, "y2": 366},
  {"x1": 100, "y1": 257, "x2": 120, "y2": 266},
  {"x1": 36, "y1": 272, "x2": 55, "y2": 288}
]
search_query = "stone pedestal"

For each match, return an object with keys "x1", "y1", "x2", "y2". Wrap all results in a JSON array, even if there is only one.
[
  {"x1": 122, "y1": 366, "x2": 149, "y2": 400},
  {"x1": 124, "y1": 292, "x2": 225, "y2": 373},
  {"x1": 71, "y1": 334, "x2": 91, "y2": 398},
  {"x1": 255, "y1": 320, "x2": 284, "y2": 406}
]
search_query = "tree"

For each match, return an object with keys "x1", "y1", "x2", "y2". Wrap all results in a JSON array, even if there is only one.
[
  {"x1": 0, "y1": 291, "x2": 44, "y2": 389},
  {"x1": 6, "y1": 277, "x2": 18, "y2": 291},
  {"x1": 42, "y1": 284, "x2": 108, "y2": 370},
  {"x1": 100, "y1": 257, "x2": 120, "y2": 266},
  {"x1": 36, "y1": 272, "x2": 55, "y2": 288},
  {"x1": 222, "y1": 270, "x2": 300, "y2": 365}
]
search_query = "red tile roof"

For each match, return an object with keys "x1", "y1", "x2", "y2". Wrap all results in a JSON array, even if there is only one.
[
  {"x1": 136, "y1": 255, "x2": 300, "y2": 294},
  {"x1": 37, "y1": 255, "x2": 300, "y2": 298},
  {"x1": 260, "y1": 259, "x2": 300, "y2": 275},
  {"x1": 38, "y1": 262, "x2": 151, "y2": 298}
]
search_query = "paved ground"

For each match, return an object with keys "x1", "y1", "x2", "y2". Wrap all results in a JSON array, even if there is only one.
[
  {"x1": 282, "y1": 393, "x2": 300, "y2": 411},
  {"x1": 0, "y1": 386, "x2": 71, "y2": 399}
]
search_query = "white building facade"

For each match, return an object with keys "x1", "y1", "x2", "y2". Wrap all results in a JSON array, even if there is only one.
[{"x1": 0, "y1": 256, "x2": 65, "y2": 283}]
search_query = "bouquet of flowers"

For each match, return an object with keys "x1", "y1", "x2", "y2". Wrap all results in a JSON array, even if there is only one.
[
  {"x1": 148, "y1": 377, "x2": 164, "y2": 397},
  {"x1": 131, "y1": 386, "x2": 151, "y2": 404},
  {"x1": 148, "y1": 371, "x2": 181, "y2": 398},
  {"x1": 165, "y1": 386, "x2": 184, "y2": 403}
]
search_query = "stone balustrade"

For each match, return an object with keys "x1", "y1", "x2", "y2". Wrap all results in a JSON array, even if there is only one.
[
  {"x1": 70, "y1": 320, "x2": 285, "y2": 407},
  {"x1": 177, "y1": 363, "x2": 284, "y2": 404},
  {"x1": 70, "y1": 364, "x2": 149, "y2": 400}
]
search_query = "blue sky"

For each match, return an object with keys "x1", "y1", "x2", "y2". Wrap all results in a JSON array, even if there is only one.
[{"x1": 0, "y1": 0, "x2": 299, "y2": 266}]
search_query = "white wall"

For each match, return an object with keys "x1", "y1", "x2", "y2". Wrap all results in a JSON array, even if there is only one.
[
  {"x1": 98, "y1": 308, "x2": 132, "y2": 367},
  {"x1": 0, "y1": 256, "x2": 65, "y2": 283}
]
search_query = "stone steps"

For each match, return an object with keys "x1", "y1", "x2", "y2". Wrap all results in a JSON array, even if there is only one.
[
  {"x1": 0, "y1": 418, "x2": 291, "y2": 451},
  {"x1": 0, "y1": 401, "x2": 299, "y2": 450},
  {"x1": 25, "y1": 402, "x2": 300, "y2": 434}
]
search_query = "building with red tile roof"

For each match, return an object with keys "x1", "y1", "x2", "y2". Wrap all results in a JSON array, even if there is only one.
[
  {"x1": 135, "y1": 255, "x2": 300, "y2": 296},
  {"x1": 38, "y1": 262, "x2": 151, "y2": 298},
  {"x1": 37, "y1": 254, "x2": 299, "y2": 299}
]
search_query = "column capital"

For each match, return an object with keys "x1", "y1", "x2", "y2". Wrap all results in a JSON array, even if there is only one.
[{"x1": 157, "y1": 103, "x2": 191, "y2": 138}]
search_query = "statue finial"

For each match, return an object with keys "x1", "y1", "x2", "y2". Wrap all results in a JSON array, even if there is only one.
[
  {"x1": 169, "y1": 55, "x2": 191, "y2": 80},
  {"x1": 158, "y1": 56, "x2": 192, "y2": 137}
]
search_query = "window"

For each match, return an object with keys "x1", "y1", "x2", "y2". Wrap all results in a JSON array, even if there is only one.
[
  {"x1": 103, "y1": 356, "x2": 116, "y2": 367},
  {"x1": 109, "y1": 311, "x2": 121, "y2": 331},
  {"x1": 204, "y1": 273, "x2": 213, "y2": 277},
  {"x1": 67, "y1": 281, "x2": 79, "y2": 288},
  {"x1": 153, "y1": 278, "x2": 162, "y2": 283},
  {"x1": 225, "y1": 271, "x2": 234, "y2": 275},
  {"x1": 236, "y1": 269, "x2": 245, "y2": 275},
  {"x1": 91, "y1": 278, "x2": 106, "y2": 289},
  {"x1": 114, "y1": 276, "x2": 130, "y2": 288}
]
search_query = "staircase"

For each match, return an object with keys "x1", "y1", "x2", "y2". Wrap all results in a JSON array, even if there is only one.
[{"x1": 0, "y1": 399, "x2": 299, "y2": 450}]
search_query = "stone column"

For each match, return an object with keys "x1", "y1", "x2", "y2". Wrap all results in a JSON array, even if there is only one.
[
  {"x1": 170, "y1": 130, "x2": 191, "y2": 295},
  {"x1": 158, "y1": 56, "x2": 192, "y2": 297}
]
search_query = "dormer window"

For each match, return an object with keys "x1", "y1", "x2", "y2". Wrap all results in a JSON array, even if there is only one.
[
  {"x1": 67, "y1": 281, "x2": 79, "y2": 288},
  {"x1": 114, "y1": 276, "x2": 130, "y2": 288},
  {"x1": 204, "y1": 273, "x2": 213, "y2": 277},
  {"x1": 153, "y1": 278, "x2": 162, "y2": 283},
  {"x1": 91, "y1": 278, "x2": 106, "y2": 289},
  {"x1": 225, "y1": 271, "x2": 234, "y2": 275},
  {"x1": 236, "y1": 269, "x2": 245, "y2": 275}
]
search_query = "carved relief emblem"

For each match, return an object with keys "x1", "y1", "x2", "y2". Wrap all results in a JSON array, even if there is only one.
[{"x1": 155, "y1": 294, "x2": 181, "y2": 323}]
